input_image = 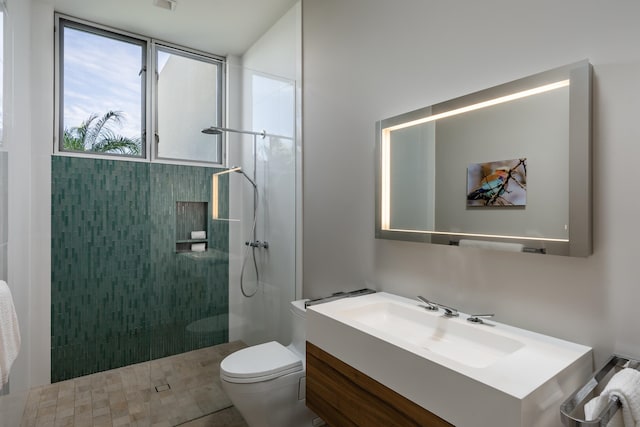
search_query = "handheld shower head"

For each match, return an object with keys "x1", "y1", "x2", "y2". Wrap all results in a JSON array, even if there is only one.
[
  {"x1": 234, "y1": 167, "x2": 257, "y2": 189},
  {"x1": 212, "y1": 166, "x2": 257, "y2": 189}
]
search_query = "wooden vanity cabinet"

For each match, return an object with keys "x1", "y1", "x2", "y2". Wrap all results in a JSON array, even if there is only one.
[{"x1": 306, "y1": 342, "x2": 453, "y2": 427}]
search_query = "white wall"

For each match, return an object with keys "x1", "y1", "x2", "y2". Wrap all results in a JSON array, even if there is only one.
[
  {"x1": 2, "y1": 0, "x2": 52, "y2": 394},
  {"x1": 0, "y1": 0, "x2": 51, "y2": 421},
  {"x1": 302, "y1": 0, "x2": 640, "y2": 367},
  {"x1": 0, "y1": 152, "x2": 7, "y2": 281},
  {"x1": 29, "y1": 1, "x2": 53, "y2": 389}
]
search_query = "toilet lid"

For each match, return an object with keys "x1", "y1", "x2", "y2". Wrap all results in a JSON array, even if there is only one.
[{"x1": 220, "y1": 341, "x2": 303, "y2": 384}]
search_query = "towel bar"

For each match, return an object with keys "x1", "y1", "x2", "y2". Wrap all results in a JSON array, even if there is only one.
[
  {"x1": 560, "y1": 354, "x2": 640, "y2": 426},
  {"x1": 448, "y1": 240, "x2": 546, "y2": 254}
]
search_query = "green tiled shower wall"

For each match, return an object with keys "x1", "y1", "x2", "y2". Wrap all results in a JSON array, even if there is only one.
[{"x1": 51, "y1": 156, "x2": 229, "y2": 382}]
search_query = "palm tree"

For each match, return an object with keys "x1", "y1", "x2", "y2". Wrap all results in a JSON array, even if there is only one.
[{"x1": 63, "y1": 110, "x2": 141, "y2": 155}]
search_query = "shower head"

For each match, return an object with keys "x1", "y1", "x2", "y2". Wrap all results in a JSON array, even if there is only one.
[
  {"x1": 201, "y1": 127, "x2": 223, "y2": 135},
  {"x1": 201, "y1": 126, "x2": 267, "y2": 138}
]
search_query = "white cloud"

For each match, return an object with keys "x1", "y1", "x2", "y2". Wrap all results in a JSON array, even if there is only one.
[{"x1": 63, "y1": 27, "x2": 144, "y2": 139}]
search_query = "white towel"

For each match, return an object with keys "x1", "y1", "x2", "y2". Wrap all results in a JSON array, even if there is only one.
[
  {"x1": 0, "y1": 280, "x2": 21, "y2": 386},
  {"x1": 191, "y1": 230, "x2": 206, "y2": 240},
  {"x1": 585, "y1": 368, "x2": 640, "y2": 427},
  {"x1": 606, "y1": 368, "x2": 640, "y2": 426},
  {"x1": 584, "y1": 395, "x2": 624, "y2": 427},
  {"x1": 191, "y1": 243, "x2": 206, "y2": 252}
]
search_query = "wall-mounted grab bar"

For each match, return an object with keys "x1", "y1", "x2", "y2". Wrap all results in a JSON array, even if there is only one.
[{"x1": 560, "y1": 354, "x2": 640, "y2": 426}]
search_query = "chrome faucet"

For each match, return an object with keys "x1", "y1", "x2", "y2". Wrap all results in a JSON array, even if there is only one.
[
  {"x1": 417, "y1": 296, "x2": 459, "y2": 317},
  {"x1": 416, "y1": 296, "x2": 439, "y2": 311},
  {"x1": 467, "y1": 313, "x2": 495, "y2": 324},
  {"x1": 439, "y1": 304, "x2": 459, "y2": 317}
]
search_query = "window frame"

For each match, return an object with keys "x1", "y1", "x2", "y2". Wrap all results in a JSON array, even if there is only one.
[
  {"x1": 54, "y1": 13, "x2": 226, "y2": 167},
  {"x1": 151, "y1": 40, "x2": 225, "y2": 166},
  {"x1": 54, "y1": 15, "x2": 150, "y2": 161}
]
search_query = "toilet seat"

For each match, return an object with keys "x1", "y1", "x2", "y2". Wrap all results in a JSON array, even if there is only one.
[{"x1": 220, "y1": 341, "x2": 303, "y2": 384}]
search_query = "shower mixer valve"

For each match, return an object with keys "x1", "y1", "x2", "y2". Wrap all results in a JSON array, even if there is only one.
[{"x1": 246, "y1": 240, "x2": 269, "y2": 249}]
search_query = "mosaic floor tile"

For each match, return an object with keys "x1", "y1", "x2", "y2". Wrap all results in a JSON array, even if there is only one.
[{"x1": 18, "y1": 342, "x2": 247, "y2": 427}]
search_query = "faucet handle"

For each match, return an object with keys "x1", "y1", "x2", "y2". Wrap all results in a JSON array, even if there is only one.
[
  {"x1": 441, "y1": 306, "x2": 459, "y2": 317},
  {"x1": 416, "y1": 296, "x2": 439, "y2": 311},
  {"x1": 467, "y1": 314, "x2": 495, "y2": 324}
]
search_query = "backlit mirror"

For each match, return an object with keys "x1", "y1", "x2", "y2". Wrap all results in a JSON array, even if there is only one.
[{"x1": 375, "y1": 61, "x2": 592, "y2": 256}]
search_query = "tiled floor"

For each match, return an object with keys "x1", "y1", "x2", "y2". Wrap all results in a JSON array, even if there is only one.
[
  {"x1": 19, "y1": 341, "x2": 249, "y2": 427},
  {"x1": 179, "y1": 408, "x2": 247, "y2": 427}
]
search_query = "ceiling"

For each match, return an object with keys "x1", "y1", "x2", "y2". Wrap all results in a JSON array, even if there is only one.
[{"x1": 45, "y1": 0, "x2": 299, "y2": 56}]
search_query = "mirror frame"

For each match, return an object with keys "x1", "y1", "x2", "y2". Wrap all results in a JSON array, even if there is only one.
[{"x1": 375, "y1": 60, "x2": 592, "y2": 256}]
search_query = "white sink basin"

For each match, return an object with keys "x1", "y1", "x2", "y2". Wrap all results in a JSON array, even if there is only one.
[
  {"x1": 339, "y1": 300, "x2": 524, "y2": 368},
  {"x1": 306, "y1": 292, "x2": 592, "y2": 427}
]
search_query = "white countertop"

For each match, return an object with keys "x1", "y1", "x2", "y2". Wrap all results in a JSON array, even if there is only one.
[{"x1": 307, "y1": 292, "x2": 593, "y2": 427}]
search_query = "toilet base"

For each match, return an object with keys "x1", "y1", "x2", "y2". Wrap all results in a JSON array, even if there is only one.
[{"x1": 221, "y1": 369, "x2": 319, "y2": 427}]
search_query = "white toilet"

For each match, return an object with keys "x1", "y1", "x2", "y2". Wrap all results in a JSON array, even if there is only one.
[{"x1": 220, "y1": 300, "x2": 321, "y2": 427}]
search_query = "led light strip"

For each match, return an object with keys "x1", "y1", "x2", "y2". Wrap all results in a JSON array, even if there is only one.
[
  {"x1": 383, "y1": 228, "x2": 569, "y2": 243},
  {"x1": 383, "y1": 80, "x2": 569, "y2": 133}
]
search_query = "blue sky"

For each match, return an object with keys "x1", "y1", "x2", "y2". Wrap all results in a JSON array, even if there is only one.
[
  {"x1": 63, "y1": 27, "x2": 170, "y2": 140},
  {"x1": 64, "y1": 27, "x2": 142, "y2": 139}
]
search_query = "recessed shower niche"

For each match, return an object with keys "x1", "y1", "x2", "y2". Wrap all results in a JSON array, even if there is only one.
[{"x1": 175, "y1": 201, "x2": 208, "y2": 253}]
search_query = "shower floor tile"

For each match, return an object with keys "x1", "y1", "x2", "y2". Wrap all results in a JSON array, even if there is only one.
[{"x1": 19, "y1": 341, "x2": 249, "y2": 427}]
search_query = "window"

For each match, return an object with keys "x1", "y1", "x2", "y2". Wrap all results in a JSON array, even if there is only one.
[
  {"x1": 155, "y1": 44, "x2": 223, "y2": 164},
  {"x1": 58, "y1": 18, "x2": 146, "y2": 158},
  {"x1": 55, "y1": 15, "x2": 224, "y2": 164}
]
